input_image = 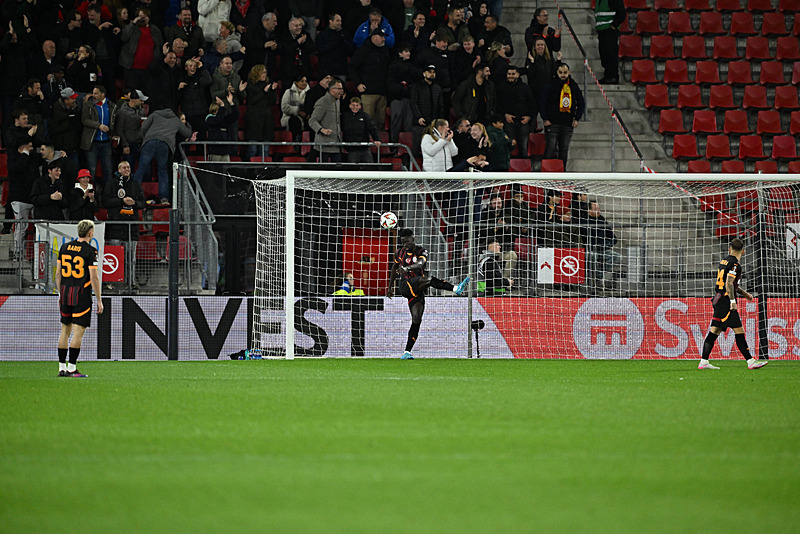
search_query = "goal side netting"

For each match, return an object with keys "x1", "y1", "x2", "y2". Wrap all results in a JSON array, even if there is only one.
[{"x1": 251, "y1": 171, "x2": 800, "y2": 360}]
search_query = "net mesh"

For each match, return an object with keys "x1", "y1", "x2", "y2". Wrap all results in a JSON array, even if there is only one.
[{"x1": 252, "y1": 172, "x2": 800, "y2": 360}]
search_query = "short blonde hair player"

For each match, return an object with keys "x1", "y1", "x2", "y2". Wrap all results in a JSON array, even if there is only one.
[{"x1": 55, "y1": 220, "x2": 104, "y2": 377}]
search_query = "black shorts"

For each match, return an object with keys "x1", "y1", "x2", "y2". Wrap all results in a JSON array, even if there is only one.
[
  {"x1": 399, "y1": 276, "x2": 427, "y2": 307},
  {"x1": 710, "y1": 294, "x2": 742, "y2": 331},
  {"x1": 60, "y1": 289, "x2": 92, "y2": 328}
]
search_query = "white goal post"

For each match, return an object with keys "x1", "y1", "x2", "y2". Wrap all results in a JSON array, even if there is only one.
[{"x1": 251, "y1": 171, "x2": 800, "y2": 360}]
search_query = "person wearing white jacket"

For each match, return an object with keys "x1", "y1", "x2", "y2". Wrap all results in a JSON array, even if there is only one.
[
  {"x1": 280, "y1": 75, "x2": 310, "y2": 144},
  {"x1": 198, "y1": 0, "x2": 232, "y2": 43},
  {"x1": 421, "y1": 118, "x2": 458, "y2": 172}
]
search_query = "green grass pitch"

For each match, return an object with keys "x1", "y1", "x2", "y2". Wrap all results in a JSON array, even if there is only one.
[{"x1": 1, "y1": 359, "x2": 799, "y2": 533}]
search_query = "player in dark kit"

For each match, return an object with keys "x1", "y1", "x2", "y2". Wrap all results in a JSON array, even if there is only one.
[
  {"x1": 55, "y1": 220, "x2": 104, "y2": 377},
  {"x1": 387, "y1": 229, "x2": 470, "y2": 359},
  {"x1": 699, "y1": 238, "x2": 767, "y2": 370}
]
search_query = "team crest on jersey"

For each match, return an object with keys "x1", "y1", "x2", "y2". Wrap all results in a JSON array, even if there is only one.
[{"x1": 117, "y1": 188, "x2": 126, "y2": 198}]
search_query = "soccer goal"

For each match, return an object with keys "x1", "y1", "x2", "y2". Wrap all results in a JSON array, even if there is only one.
[{"x1": 250, "y1": 171, "x2": 800, "y2": 360}]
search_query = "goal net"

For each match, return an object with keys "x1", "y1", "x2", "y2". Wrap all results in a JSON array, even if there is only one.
[{"x1": 251, "y1": 171, "x2": 800, "y2": 360}]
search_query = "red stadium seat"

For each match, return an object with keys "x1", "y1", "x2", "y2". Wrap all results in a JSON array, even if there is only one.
[
  {"x1": 754, "y1": 160, "x2": 779, "y2": 173},
  {"x1": 692, "y1": 109, "x2": 721, "y2": 134},
  {"x1": 717, "y1": 0, "x2": 745, "y2": 11},
  {"x1": 666, "y1": 12, "x2": 695, "y2": 35},
  {"x1": 793, "y1": 61, "x2": 800, "y2": 84},
  {"x1": 737, "y1": 189, "x2": 760, "y2": 211},
  {"x1": 716, "y1": 211, "x2": 740, "y2": 237},
  {"x1": 712, "y1": 36, "x2": 741, "y2": 61},
  {"x1": 678, "y1": 84, "x2": 706, "y2": 109},
  {"x1": 795, "y1": 13, "x2": 800, "y2": 35},
  {"x1": 759, "y1": 61, "x2": 788, "y2": 85},
  {"x1": 771, "y1": 135, "x2": 800, "y2": 159},
  {"x1": 742, "y1": 85, "x2": 770, "y2": 109},
  {"x1": 727, "y1": 61, "x2": 756, "y2": 85},
  {"x1": 747, "y1": 0, "x2": 775, "y2": 13},
  {"x1": 774, "y1": 85, "x2": 800, "y2": 110},
  {"x1": 672, "y1": 134, "x2": 702, "y2": 159},
  {"x1": 694, "y1": 61, "x2": 723, "y2": 84},
  {"x1": 635, "y1": 11, "x2": 663, "y2": 35},
  {"x1": 540, "y1": 159, "x2": 565, "y2": 172},
  {"x1": 699, "y1": 12, "x2": 726, "y2": 35},
  {"x1": 744, "y1": 37, "x2": 773, "y2": 61},
  {"x1": 730, "y1": 12, "x2": 758, "y2": 36},
  {"x1": 528, "y1": 133, "x2": 546, "y2": 157},
  {"x1": 650, "y1": 35, "x2": 678, "y2": 58},
  {"x1": 688, "y1": 160, "x2": 713, "y2": 172},
  {"x1": 619, "y1": 35, "x2": 646, "y2": 59},
  {"x1": 790, "y1": 110, "x2": 800, "y2": 134},
  {"x1": 655, "y1": 0, "x2": 681, "y2": 11},
  {"x1": 509, "y1": 159, "x2": 532, "y2": 172},
  {"x1": 723, "y1": 109, "x2": 753, "y2": 135},
  {"x1": 631, "y1": 59, "x2": 659, "y2": 84},
  {"x1": 789, "y1": 160, "x2": 800, "y2": 173},
  {"x1": 685, "y1": 0, "x2": 713, "y2": 11},
  {"x1": 780, "y1": 0, "x2": 800, "y2": 12},
  {"x1": 738, "y1": 135, "x2": 768, "y2": 159},
  {"x1": 721, "y1": 160, "x2": 746, "y2": 173},
  {"x1": 644, "y1": 84, "x2": 673, "y2": 110},
  {"x1": 681, "y1": 35, "x2": 709, "y2": 60},
  {"x1": 700, "y1": 186, "x2": 728, "y2": 211},
  {"x1": 270, "y1": 130, "x2": 295, "y2": 155},
  {"x1": 762, "y1": 12, "x2": 791, "y2": 36},
  {"x1": 625, "y1": 0, "x2": 650, "y2": 10},
  {"x1": 756, "y1": 110, "x2": 785, "y2": 136},
  {"x1": 767, "y1": 185, "x2": 797, "y2": 211},
  {"x1": 709, "y1": 85, "x2": 737, "y2": 110},
  {"x1": 706, "y1": 135, "x2": 735, "y2": 159},
  {"x1": 776, "y1": 37, "x2": 800, "y2": 61},
  {"x1": 659, "y1": 109, "x2": 688, "y2": 134},
  {"x1": 619, "y1": 18, "x2": 634, "y2": 34},
  {"x1": 663, "y1": 59, "x2": 691, "y2": 84}
]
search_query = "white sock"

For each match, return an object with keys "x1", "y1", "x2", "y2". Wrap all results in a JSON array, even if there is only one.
[
  {"x1": 700, "y1": 359, "x2": 709, "y2": 364},
  {"x1": 747, "y1": 358, "x2": 756, "y2": 365},
  {"x1": 66, "y1": 363, "x2": 76, "y2": 373},
  {"x1": 59, "y1": 363, "x2": 67, "y2": 372}
]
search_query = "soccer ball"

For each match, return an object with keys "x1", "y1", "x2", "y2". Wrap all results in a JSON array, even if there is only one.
[{"x1": 380, "y1": 212, "x2": 398, "y2": 230}]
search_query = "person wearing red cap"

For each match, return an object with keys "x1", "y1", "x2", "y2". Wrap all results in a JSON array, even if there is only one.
[{"x1": 69, "y1": 169, "x2": 98, "y2": 221}]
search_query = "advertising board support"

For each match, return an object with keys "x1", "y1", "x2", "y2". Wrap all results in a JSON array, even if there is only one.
[{"x1": 168, "y1": 164, "x2": 179, "y2": 360}]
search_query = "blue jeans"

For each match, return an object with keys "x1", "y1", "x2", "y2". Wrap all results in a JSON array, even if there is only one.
[
  {"x1": 544, "y1": 123, "x2": 574, "y2": 167},
  {"x1": 84, "y1": 141, "x2": 113, "y2": 185},
  {"x1": 121, "y1": 142, "x2": 142, "y2": 171},
  {"x1": 134, "y1": 140, "x2": 170, "y2": 200}
]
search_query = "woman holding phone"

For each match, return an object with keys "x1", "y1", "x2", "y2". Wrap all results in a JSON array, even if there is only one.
[{"x1": 421, "y1": 118, "x2": 459, "y2": 172}]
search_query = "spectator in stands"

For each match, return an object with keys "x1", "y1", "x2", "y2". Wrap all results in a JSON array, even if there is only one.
[
  {"x1": 402, "y1": 12, "x2": 433, "y2": 57},
  {"x1": 219, "y1": 20, "x2": 245, "y2": 72},
  {"x1": 230, "y1": 0, "x2": 266, "y2": 36},
  {"x1": 419, "y1": 0, "x2": 448, "y2": 28},
  {"x1": 437, "y1": 6, "x2": 470, "y2": 53},
  {"x1": 0, "y1": 23, "x2": 35, "y2": 141},
  {"x1": 485, "y1": 41, "x2": 510, "y2": 84},
  {"x1": 50, "y1": 88, "x2": 83, "y2": 168},
  {"x1": 37, "y1": 145, "x2": 75, "y2": 185},
  {"x1": 288, "y1": 0, "x2": 323, "y2": 41},
  {"x1": 203, "y1": 37, "x2": 237, "y2": 77},
  {"x1": 31, "y1": 161, "x2": 68, "y2": 221},
  {"x1": 341, "y1": 96, "x2": 381, "y2": 163},
  {"x1": 5, "y1": 110, "x2": 42, "y2": 155},
  {"x1": 105, "y1": 160, "x2": 145, "y2": 290},
  {"x1": 536, "y1": 189, "x2": 572, "y2": 245},
  {"x1": 166, "y1": 8, "x2": 206, "y2": 59},
  {"x1": 135, "y1": 107, "x2": 193, "y2": 203},
  {"x1": 478, "y1": 238, "x2": 513, "y2": 295},
  {"x1": 349, "y1": 28, "x2": 391, "y2": 129},
  {"x1": 409, "y1": 65, "x2": 444, "y2": 156},
  {"x1": 170, "y1": 38, "x2": 189, "y2": 69},
  {"x1": 387, "y1": 44, "x2": 418, "y2": 145},
  {"x1": 57, "y1": 11, "x2": 85, "y2": 61},
  {"x1": 206, "y1": 93, "x2": 240, "y2": 161},
  {"x1": 506, "y1": 186, "x2": 534, "y2": 240},
  {"x1": 179, "y1": 59, "x2": 213, "y2": 143},
  {"x1": 390, "y1": 0, "x2": 418, "y2": 37},
  {"x1": 301, "y1": 73, "x2": 332, "y2": 160},
  {"x1": 281, "y1": 74, "x2": 310, "y2": 146},
  {"x1": 243, "y1": 12, "x2": 279, "y2": 79},
  {"x1": 451, "y1": 119, "x2": 491, "y2": 171},
  {"x1": 12, "y1": 80, "x2": 49, "y2": 135},
  {"x1": 211, "y1": 56, "x2": 247, "y2": 104},
  {"x1": 485, "y1": 113, "x2": 513, "y2": 171},
  {"x1": 344, "y1": 0, "x2": 374, "y2": 37},
  {"x1": 525, "y1": 36, "x2": 556, "y2": 107},
  {"x1": 525, "y1": 8, "x2": 561, "y2": 60},
  {"x1": 316, "y1": 13, "x2": 352, "y2": 81},
  {"x1": 7, "y1": 138, "x2": 40, "y2": 259},
  {"x1": 111, "y1": 88, "x2": 147, "y2": 168},
  {"x1": 571, "y1": 190, "x2": 590, "y2": 225},
  {"x1": 43, "y1": 66, "x2": 70, "y2": 108},
  {"x1": 82, "y1": 4, "x2": 118, "y2": 84},
  {"x1": 595, "y1": 0, "x2": 626, "y2": 85},
  {"x1": 585, "y1": 201, "x2": 621, "y2": 287},
  {"x1": 450, "y1": 35, "x2": 481, "y2": 90},
  {"x1": 421, "y1": 118, "x2": 458, "y2": 172},
  {"x1": 119, "y1": 7, "x2": 164, "y2": 90},
  {"x1": 244, "y1": 65, "x2": 278, "y2": 160},
  {"x1": 278, "y1": 17, "x2": 316, "y2": 88},
  {"x1": 66, "y1": 45, "x2": 103, "y2": 95},
  {"x1": 308, "y1": 78, "x2": 344, "y2": 162},
  {"x1": 416, "y1": 33, "x2": 453, "y2": 98},
  {"x1": 480, "y1": 194, "x2": 517, "y2": 279},
  {"x1": 497, "y1": 65, "x2": 536, "y2": 157},
  {"x1": 81, "y1": 84, "x2": 114, "y2": 186},
  {"x1": 146, "y1": 45, "x2": 182, "y2": 112},
  {"x1": 352, "y1": 7, "x2": 395, "y2": 49},
  {"x1": 115, "y1": 6, "x2": 130, "y2": 30},
  {"x1": 540, "y1": 62, "x2": 585, "y2": 169},
  {"x1": 478, "y1": 14, "x2": 512, "y2": 57},
  {"x1": 198, "y1": 0, "x2": 232, "y2": 43},
  {"x1": 69, "y1": 168, "x2": 98, "y2": 221},
  {"x1": 31, "y1": 40, "x2": 59, "y2": 85},
  {"x1": 452, "y1": 62, "x2": 496, "y2": 125},
  {"x1": 467, "y1": 2, "x2": 489, "y2": 41}
]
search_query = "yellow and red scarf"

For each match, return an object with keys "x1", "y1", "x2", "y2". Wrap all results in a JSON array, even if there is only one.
[{"x1": 559, "y1": 82, "x2": 572, "y2": 113}]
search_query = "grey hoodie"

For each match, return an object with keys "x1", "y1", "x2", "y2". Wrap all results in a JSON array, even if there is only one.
[{"x1": 140, "y1": 108, "x2": 193, "y2": 154}]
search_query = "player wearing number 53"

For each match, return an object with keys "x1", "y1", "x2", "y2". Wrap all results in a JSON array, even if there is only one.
[{"x1": 55, "y1": 220, "x2": 104, "y2": 378}]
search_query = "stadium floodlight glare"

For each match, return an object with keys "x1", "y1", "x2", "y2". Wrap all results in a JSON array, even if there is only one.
[{"x1": 251, "y1": 171, "x2": 800, "y2": 360}]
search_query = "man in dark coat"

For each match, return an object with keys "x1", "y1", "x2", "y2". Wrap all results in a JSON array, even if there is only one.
[
  {"x1": 30, "y1": 161, "x2": 68, "y2": 221},
  {"x1": 348, "y1": 28, "x2": 391, "y2": 129},
  {"x1": 408, "y1": 65, "x2": 443, "y2": 156},
  {"x1": 496, "y1": 65, "x2": 537, "y2": 157},
  {"x1": 278, "y1": 17, "x2": 316, "y2": 88},
  {"x1": 165, "y1": 7, "x2": 207, "y2": 60},
  {"x1": 243, "y1": 12, "x2": 280, "y2": 79},
  {"x1": 452, "y1": 63, "x2": 496, "y2": 125},
  {"x1": 315, "y1": 12, "x2": 352, "y2": 81},
  {"x1": 539, "y1": 62, "x2": 585, "y2": 169}
]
